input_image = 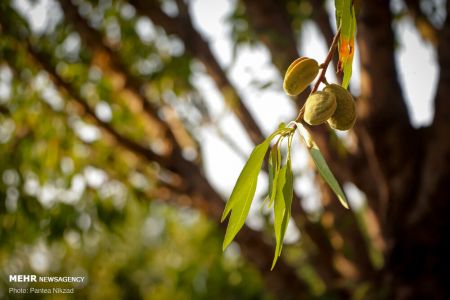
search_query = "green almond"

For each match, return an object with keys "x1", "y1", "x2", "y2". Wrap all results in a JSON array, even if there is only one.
[
  {"x1": 283, "y1": 58, "x2": 319, "y2": 96},
  {"x1": 304, "y1": 91, "x2": 337, "y2": 125},
  {"x1": 324, "y1": 84, "x2": 356, "y2": 131}
]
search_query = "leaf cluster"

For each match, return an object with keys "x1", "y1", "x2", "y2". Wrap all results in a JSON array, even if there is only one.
[
  {"x1": 222, "y1": 0, "x2": 358, "y2": 268},
  {"x1": 221, "y1": 122, "x2": 348, "y2": 268}
]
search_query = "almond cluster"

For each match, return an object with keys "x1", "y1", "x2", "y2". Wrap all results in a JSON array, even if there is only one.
[{"x1": 283, "y1": 57, "x2": 356, "y2": 131}]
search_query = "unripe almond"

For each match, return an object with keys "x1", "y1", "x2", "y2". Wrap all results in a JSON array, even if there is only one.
[
  {"x1": 324, "y1": 84, "x2": 356, "y2": 131},
  {"x1": 304, "y1": 91, "x2": 337, "y2": 125},
  {"x1": 283, "y1": 57, "x2": 319, "y2": 96}
]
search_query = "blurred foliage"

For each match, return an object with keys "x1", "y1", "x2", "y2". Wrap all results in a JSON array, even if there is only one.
[{"x1": 0, "y1": 0, "x2": 274, "y2": 299}]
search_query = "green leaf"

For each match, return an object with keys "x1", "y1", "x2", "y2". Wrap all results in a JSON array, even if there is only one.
[
  {"x1": 268, "y1": 146, "x2": 276, "y2": 200},
  {"x1": 222, "y1": 128, "x2": 286, "y2": 251},
  {"x1": 277, "y1": 122, "x2": 287, "y2": 130},
  {"x1": 341, "y1": 3, "x2": 357, "y2": 88},
  {"x1": 296, "y1": 123, "x2": 349, "y2": 209},
  {"x1": 335, "y1": 0, "x2": 357, "y2": 88},
  {"x1": 340, "y1": 0, "x2": 354, "y2": 37},
  {"x1": 271, "y1": 156, "x2": 294, "y2": 270},
  {"x1": 222, "y1": 125, "x2": 294, "y2": 251},
  {"x1": 268, "y1": 143, "x2": 281, "y2": 207},
  {"x1": 335, "y1": 0, "x2": 344, "y2": 27},
  {"x1": 283, "y1": 158, "x2": 294, "y2": 231},
  {"x1": 272, "y1": 165, "x2": 286, "y2": 269}
]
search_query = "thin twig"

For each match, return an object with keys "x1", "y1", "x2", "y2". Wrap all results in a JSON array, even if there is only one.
[
  {"x1": 311, "y1": 28, "x2": 341, "y2": 93},
  {"x1": 293, "y1": 28, "x2": 341, "y2": 124}
]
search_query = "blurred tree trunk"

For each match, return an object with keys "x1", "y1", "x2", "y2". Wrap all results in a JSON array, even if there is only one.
[
  {"x1": 239, "y1": 0, "x2": 450, "y2": 298},
  {"x1": 357, "y1": 1, "x2": 450, "y2": 298}
]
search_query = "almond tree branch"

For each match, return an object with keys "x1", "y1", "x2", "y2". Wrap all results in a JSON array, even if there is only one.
[
  {"x1": 309, "y1": 0, "x2": 341, "y2": 76},
  {"x1": 305, "y1": 1, "x2": 383, "y2": 239},
  {"x1": 245, "y1": 0, "x2": 382, "y2": 224},
  {"x1": 57, "y1": 0, "x2": 189, "y2": 155},
  {"x1": 240, "y1": 1, "x2": 364, "y2": 285},
  {"x1": 241, "y1": 0, "x2": 299, "y2": 73},
  {"x1": 294, "y1": 28, "x2": 341, "y2": 123},
  {"x1": 29, "y1": 45, "x2": 176, "y2": 173},
  {"x1": 241, "y1": 0, "x2": 310, "y2": 108},
  {"x1": 242, "y1": 0, "x2": 376, "y2": 281}
]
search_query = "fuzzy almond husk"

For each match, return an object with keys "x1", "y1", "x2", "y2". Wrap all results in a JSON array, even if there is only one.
[
  {"x1": 283, "y1": 58, "x2": 319, "y2": 96},
  {"x1": 304, "y1": 91, "x2": 337, "y2": 125},
  {"x1": 324, "y1": 84, "x2": 356, "y2": 131}
]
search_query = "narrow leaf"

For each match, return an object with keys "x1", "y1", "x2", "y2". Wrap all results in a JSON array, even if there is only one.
[
  {"x1": 309, "y1": 147, "x2": 349, "y2": 209},
  {"x1": 222, "y1": 128, "x2": 287, "y2": 250},
  {"x1": 335, "y1": 0, "x2": 344, "y2": 27},
  {"x1": 272, "y1": 165, "x2": 287, "y2": 269},
  {"x1": 336, "y1": 0, "x2": 357, "y2": 88},
  {"x1": 222, "y1": 126, "x2": 293, "y2": 251},
  {"x1": 340, "y1": 4, "x2": 356, "y2": 88},
  {"x1": 297, "y1": 124, "x2": 349, "y2": 209},
  {"x1": 268, "y1": 143, "x2": 281, "y2": 207},
  {"x1": 268, "y1": 144, "x2": 276, "y2": 200},
  {"x1": 222, "y1": 141, "x2": 268, "y2": 250},
  {"x1": 222, "y1": 133, "x2": 280, "y2": 222},
  {"x1": 282, "y1": 158, "x2": 294, "y2": 235},
  {"x1": 271, "y1": 157, "x2": 294, "y2": 269}
]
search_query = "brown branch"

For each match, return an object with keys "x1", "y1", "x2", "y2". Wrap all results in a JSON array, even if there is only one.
[
  {"x1": 285, "y1": 0, "x2": 402, "y2": 237},
  {"x1": 403, "y1": 0, "x2": 450, "y2": 268},
  {"x1": 129, "y1": 0, "x2": 266, "y2": 145},
  {"x1": 236, "y1": 4, "x2": 348, "y2": 282},
  {"x1": 309, "y1": 0, "x2": 342, "y2": 81},
  {"x1": 356, "y1": 0, "x2": 422, "y2": 238},
  {"x1": 312, "y1": 29, "x2": 340, "y2": 93},
  {"x1": 353, "y1": 4, "x2": 450, "y2": 296},
  {"x1": 291, "y1": 199, "x2": 343, "y2": 287},
  {"x1": 241, "y1": 0, "x2": 299, "y2": 73},
  {"x1": 240, "y1": 1, "x2": 344, "y2": 281},
  {"x1": 241, "y1": 0, "x2": 312, "y2": 109},
  {"x1": 380, "y1": 6, "x2": 450, "y2": 292},
  {"x1": 29, "y1": 46, "x2": 174, "y2": 171},
  {"x1": 240, "y1": 0, "x2": 365, "y2": 171},
  {"x1": 57, "y1": 0, "x2": 191, "y2": 157},
  {"x1": 241, "y1": 0, "x2": 382, "y2": 217},
  {"x1": 431, "y1": 1, "x2": 450, "y2": 130},
  {"x1": 0, "y1": 104, "x2": 10, "y2": 116},
  {"x1": 404, "y1": 0, "x2": 439, "y2": 46},
  {"x1": 294, "y1": 28, "x2": 341, "y2": 123},
  {"x1": 174, "y1": 0, "x2": 189, "y2": 19}
]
